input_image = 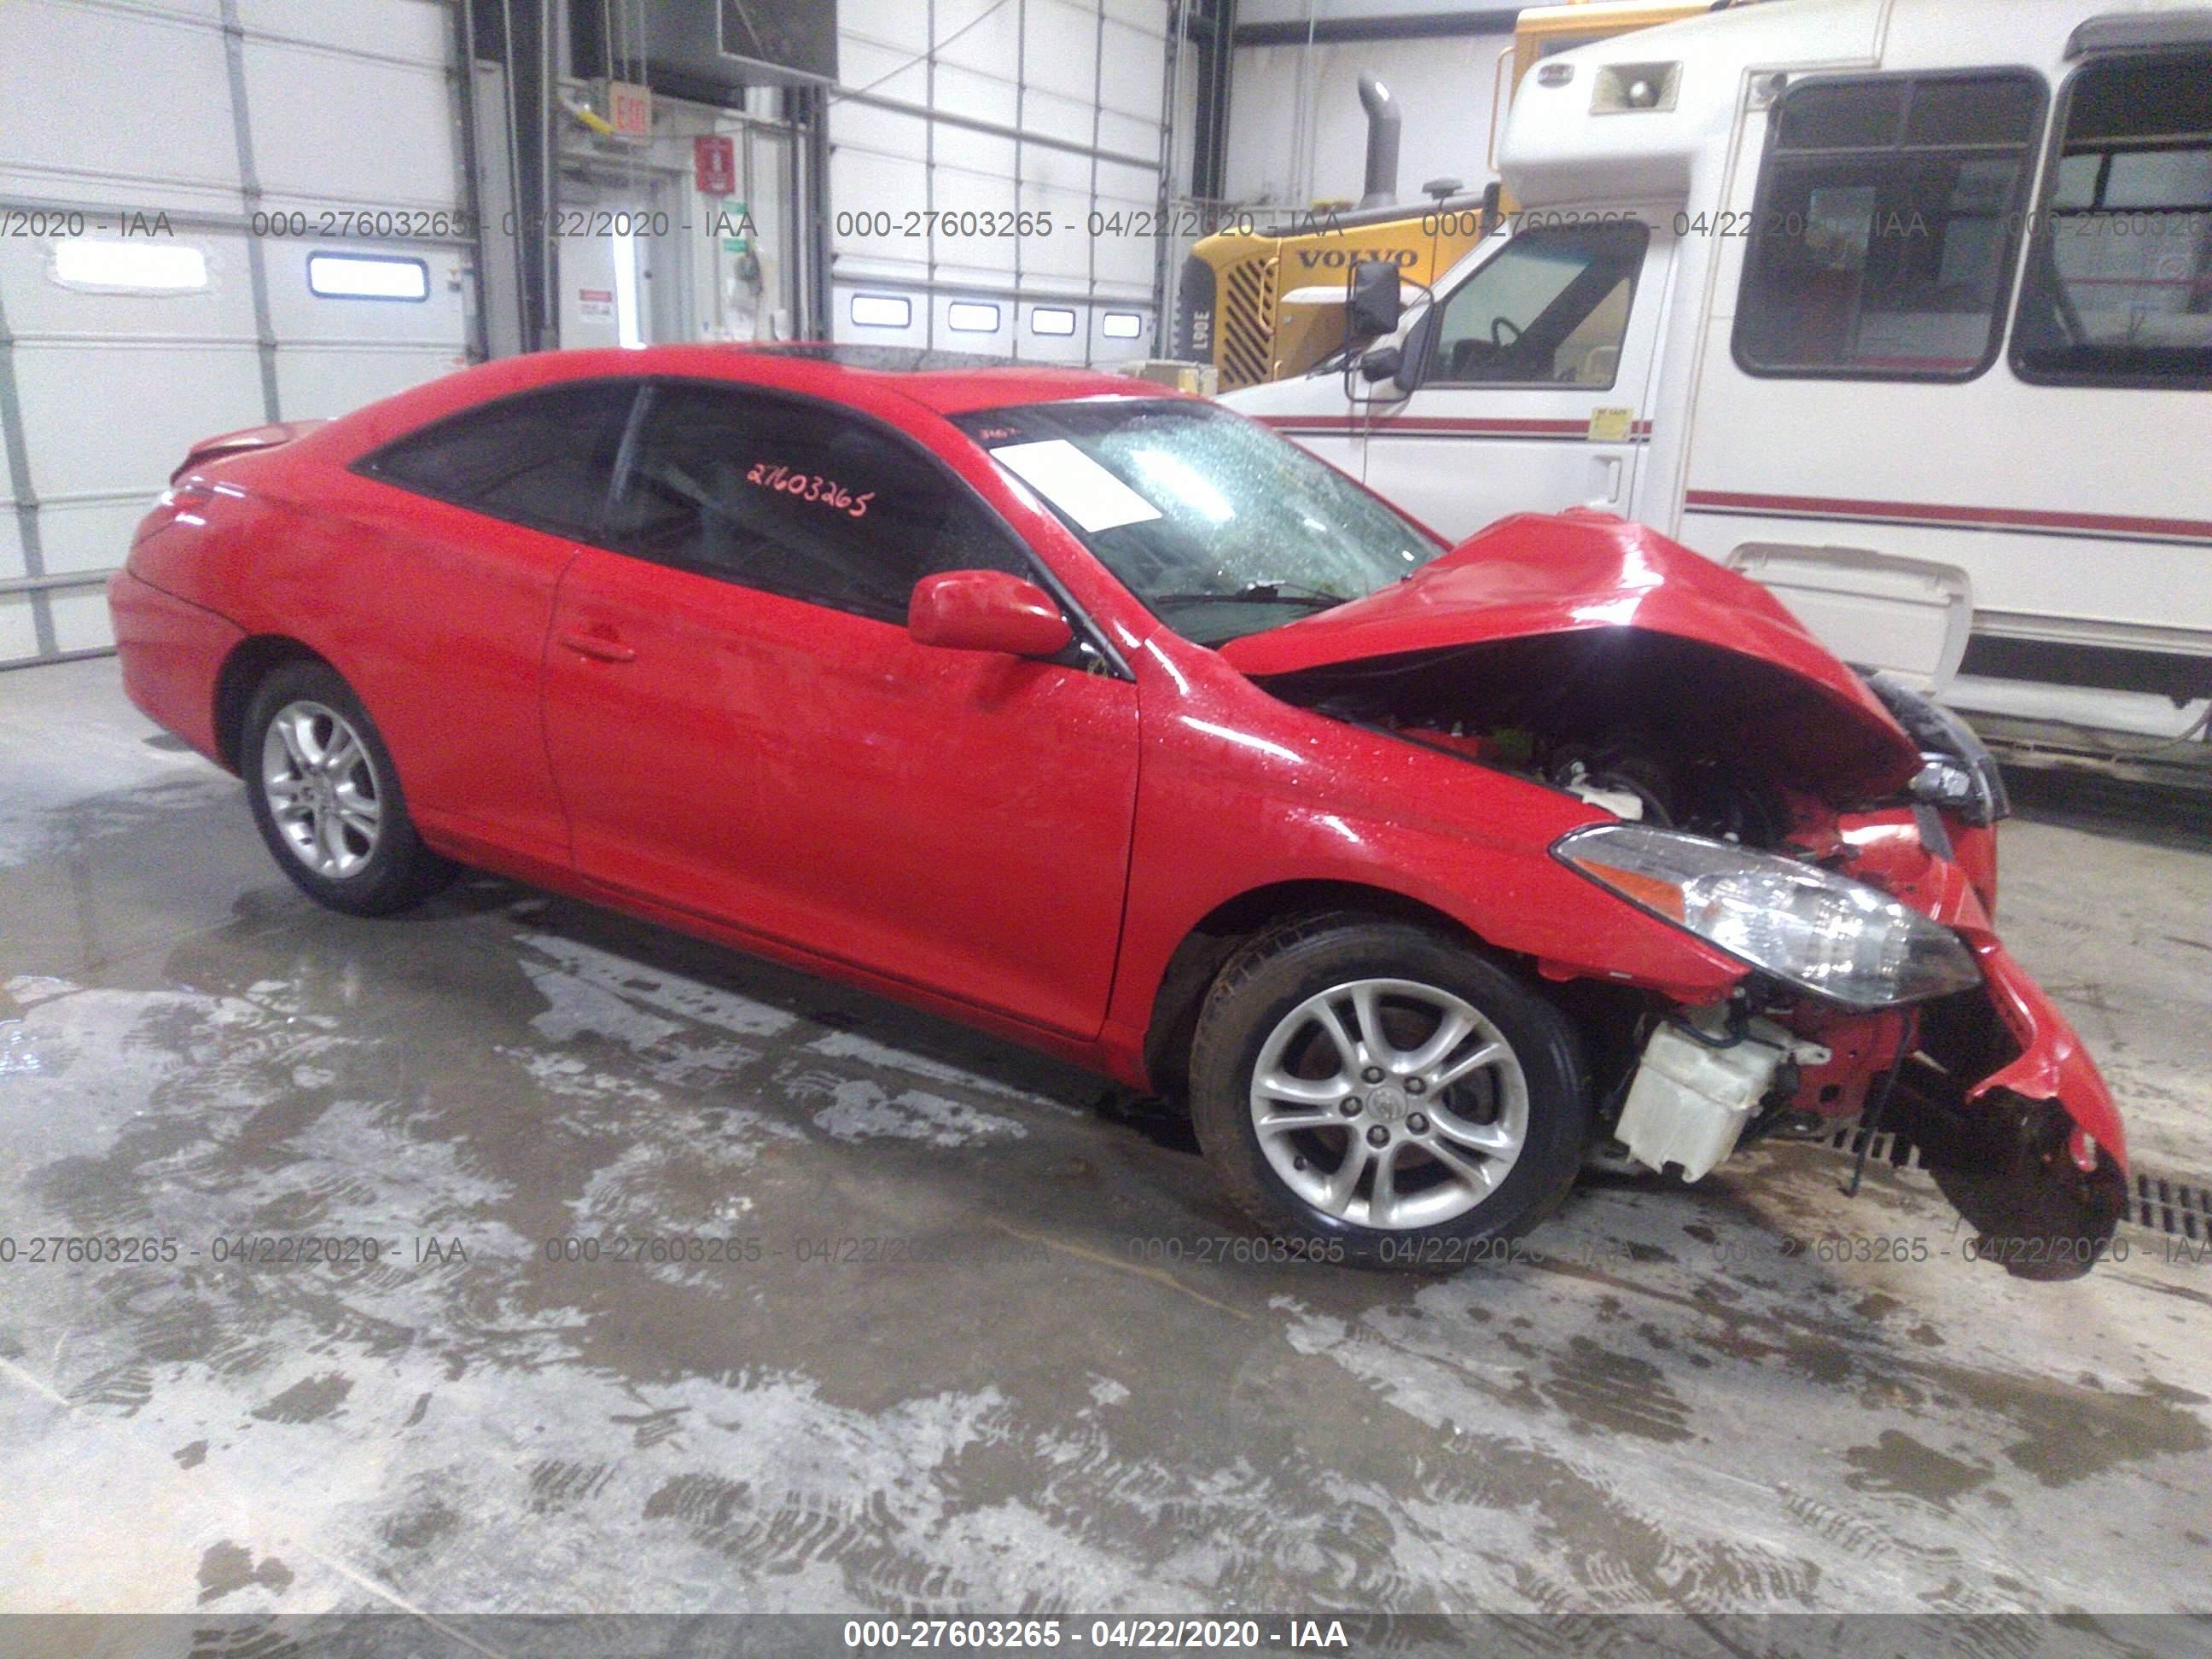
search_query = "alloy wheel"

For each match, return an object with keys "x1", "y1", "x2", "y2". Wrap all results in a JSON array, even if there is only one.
[
  {"x1": 1248, "y1": 977, "x2": 1528, "y2": 1230},
  {"x1": 260, "y1": 700, "x2": 383, "y2": 880}
]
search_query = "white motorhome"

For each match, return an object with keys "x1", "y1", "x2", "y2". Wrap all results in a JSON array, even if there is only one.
[{"x1": 1223, "y1": 0, "x2": 2212, "y2": 783}]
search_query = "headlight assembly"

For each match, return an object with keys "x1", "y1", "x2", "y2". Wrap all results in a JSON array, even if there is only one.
[{"x1": 1554, "y1": 823, "x2": 1982, "y2": 1010}]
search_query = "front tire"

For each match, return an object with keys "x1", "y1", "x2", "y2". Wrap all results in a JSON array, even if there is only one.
[
  {"x1": 242, "y1": 661, "x2": 455, "y2": 916},
  {"x1": 1189, "y1": 913, "x2": 1588, "y2": 1267}
]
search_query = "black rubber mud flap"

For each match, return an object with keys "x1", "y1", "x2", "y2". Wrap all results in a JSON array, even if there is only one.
[{"x1": 1899, "y1": 1088, "x2": 2128, "y2": 1281}]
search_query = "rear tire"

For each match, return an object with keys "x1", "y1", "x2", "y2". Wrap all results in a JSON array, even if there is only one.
[
  {"x1": 1189, "y1": 912, "x2": 1588, "y2": 1268},
  {"x1": 242, "y1": 661, "x2": 456, "y2": 917}
]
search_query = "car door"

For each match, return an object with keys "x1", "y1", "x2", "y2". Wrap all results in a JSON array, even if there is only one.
[
  {"x1": 342, "y1": 378, "x2": 639, "y2": 858},
  {"x1": 1360, "y1": 218, "x2": 1668, "y2": 542},
  {"x1": 539, "y1": 380, "x2": 1141, "y2": 1039}
]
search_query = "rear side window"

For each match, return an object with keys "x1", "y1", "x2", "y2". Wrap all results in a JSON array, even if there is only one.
[
  {"x1": 362, "y1": 381, "x2": 638, "y2": 539},
  {"x1": 2012, "y1": 50, "x2": 2212, "y2": 388},
  {"x1": 1735, "y1": 72, "x2": 2044, "y2": 379},
  {"x1": 604, "y1": 382, "x2": 1026, "y2": 625},
  {"x1": 1429, "y1": 222, "x2": 1650, "y2": 386}
]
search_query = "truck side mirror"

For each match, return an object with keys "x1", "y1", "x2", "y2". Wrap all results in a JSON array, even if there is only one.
[
  {"x1": 1359, "y1": 345, "x2": 1403, "y2": 383},
  {"x1": 1345, "y1": 259, "x2": 1403, "y2": 340},
  {"x1": 1394, "y1": 306, "x2": 1437, "y2": 392},
  {"x1": 1478, "y1": 179, "x2": 1504, "y2": 236}
]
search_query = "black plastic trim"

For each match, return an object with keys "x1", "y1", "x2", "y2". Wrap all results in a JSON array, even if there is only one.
[{"x1": 2067, "y1": 9, "x2": 2212, "y2": 58}]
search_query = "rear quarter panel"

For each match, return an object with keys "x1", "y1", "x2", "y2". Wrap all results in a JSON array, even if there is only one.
[
  {"x1": 218, "y1": 463, "x2": 579, "y2": 857},
  {"x1": 108, "y1": 568, "x2": 244, "y2": 764}
]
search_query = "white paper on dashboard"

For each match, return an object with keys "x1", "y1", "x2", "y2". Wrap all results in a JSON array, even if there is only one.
[{"x1": 988, "y1": 439, "x2": 1163, "y2": 533}]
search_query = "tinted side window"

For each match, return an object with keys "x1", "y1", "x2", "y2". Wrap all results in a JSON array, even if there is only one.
[
  {"x1": 363, "y1": 381, "x2": 637, "y2": 538},
  {"x1": 606, "y1": 383, "x2": 1025, "y2": 625},
  {"x1": 1429, "y1": 223, "x2": 1650, "y2": 386},
  {"x1": 2012, "y1": 51, "x2": 2212, "y2": 388},
  {"x1": 1735, "y1": 73, "x2": 2043, "y2": 379}
]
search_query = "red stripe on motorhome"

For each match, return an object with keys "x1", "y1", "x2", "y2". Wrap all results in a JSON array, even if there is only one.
[
  {"x1": 1254, "y1": 415, "x2": 1653, "y2": 439},
  {"x1": 1683, "y1": 489, "x2": 2212, "y2": 544}
]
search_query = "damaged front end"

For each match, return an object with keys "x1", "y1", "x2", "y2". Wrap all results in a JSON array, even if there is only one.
[
  {"x1": 1554, "y1": 810, "x2": 2128, "y2": 1281},
  {"x1": 1224, "y1": 511, "x2": 2128, "y2": 1278}
]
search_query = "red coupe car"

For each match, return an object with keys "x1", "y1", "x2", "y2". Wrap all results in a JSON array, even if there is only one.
[{"x1": 110, "y1": 345, "x2": 2126, "y2": 1274}]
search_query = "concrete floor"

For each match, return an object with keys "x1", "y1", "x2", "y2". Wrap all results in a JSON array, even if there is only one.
[{"x1": 3, "y1": 657, "x2": 2210, "y2": 1627}]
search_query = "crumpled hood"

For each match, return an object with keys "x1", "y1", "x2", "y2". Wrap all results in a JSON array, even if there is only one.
[{"x1": 1219, "y1": 509, "x2": 1920, "y2": 799}]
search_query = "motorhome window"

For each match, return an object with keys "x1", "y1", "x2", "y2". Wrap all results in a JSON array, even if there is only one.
[
  {"x1": 1736, "y1": 73, "x2": 2042, "y2": 381},
  {"x1": 2011, "y1": 51, "x2": 2212, "y2": 388},
  {"x1": 1428, "y1": 223, "x2": 1650, "y2": 387}
]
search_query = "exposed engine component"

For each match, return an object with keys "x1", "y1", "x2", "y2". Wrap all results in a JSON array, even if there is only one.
[
  {"x1": 1339, "y1": 710, "x2": 1793, "y2": 847},
  {"x1": 1614, "y1": 1010, "x2": 1832, "y2": 1179},
  {"x1": 1270, "y1": 631, "x2": 1853, "y2": 849},
  {"x1": 1557, "y1": 763, "x2": 1651, "y2": 823}
]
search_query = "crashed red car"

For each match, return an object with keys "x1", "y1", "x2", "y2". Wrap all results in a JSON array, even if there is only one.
[{"x1": 108, "y1": 346, "x2": 2127, "y2": 1275}]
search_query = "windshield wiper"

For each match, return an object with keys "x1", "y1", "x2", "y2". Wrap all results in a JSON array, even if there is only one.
[{"x1": 1152, "y1": 580, "x2": 1351, "y2": 610}]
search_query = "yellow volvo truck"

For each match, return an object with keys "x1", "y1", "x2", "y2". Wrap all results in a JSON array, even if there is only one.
[{"x1": 1173, "y1": 1, "x2": 1733, "y2": 390}]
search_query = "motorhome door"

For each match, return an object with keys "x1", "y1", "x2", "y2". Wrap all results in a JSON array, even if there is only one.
[{"x1": 1359, "y1": 216, "x2": 1672, "y2": 540}]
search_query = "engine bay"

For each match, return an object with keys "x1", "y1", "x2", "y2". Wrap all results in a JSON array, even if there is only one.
[
  {"x1": 1251, "y1": 628, "x2": 1894, "y2": 849},
  {"x1": 1375, "y1": 719, "x2": 1792, "y2": 846}
]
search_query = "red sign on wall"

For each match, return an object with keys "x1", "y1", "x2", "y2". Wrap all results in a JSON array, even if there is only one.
[
  {"x1": 608, "y1": 80, "x2": 652, "y2": 140},
  {"x1": 694, "y1": 136, "x2": 736, "y2": 196}
]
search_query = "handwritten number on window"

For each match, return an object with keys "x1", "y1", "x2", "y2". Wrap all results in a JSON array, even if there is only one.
[{"x1": 745, "y1": 461, "x2": 875, "y2": 519}]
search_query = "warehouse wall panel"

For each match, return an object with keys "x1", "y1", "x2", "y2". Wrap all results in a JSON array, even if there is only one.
[
  {"x1": 240, "y1": 38, "x2": 460, "y2": 212},
  {"x1": 1224, "y1": 33, "x2": 1511, "y2": 210},
  {"x1": 830, "y1": 0, "x2": 1169, "y2": 364},
  {"x1": 0, "y1": 3, "x2": 241, "y2": 218},
  {"x1": 0, "y1": 0, "x2": 472, "y2": 667},
  {"x1": 237, "y1": 0, "x2": 451, "y2": 61},
  {"x1": 13, "y1": 342, "x2": 265, "y2": 516}
]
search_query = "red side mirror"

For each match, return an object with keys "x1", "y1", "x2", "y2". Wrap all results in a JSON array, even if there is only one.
[{"x1": 909, "y1": 569, "x2": 1074, "y2": 657}]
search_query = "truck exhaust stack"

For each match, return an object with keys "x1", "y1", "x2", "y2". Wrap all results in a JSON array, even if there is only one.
[{"x1": 1358, "y1": 77, "x2": 1400, "y2": 207}]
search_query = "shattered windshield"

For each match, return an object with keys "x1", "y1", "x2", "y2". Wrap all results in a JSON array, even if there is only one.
[{"x1": 955, "y1": 398, "x2": 1442, "y2": 645}]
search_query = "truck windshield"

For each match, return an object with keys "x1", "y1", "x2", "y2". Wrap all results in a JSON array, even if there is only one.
[{"x1": 956, "y1": 399, "x2": 1441, "y2": 645}]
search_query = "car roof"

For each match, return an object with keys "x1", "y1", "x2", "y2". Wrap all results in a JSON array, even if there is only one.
[
  {"x1": 735, "y1": 343, "x2": 1166, "y2": 415},
  {"x1": 538, "y1": 342, "x2": 1171, "y2": 416},
  {"x1": 310, "y1": 342, "x2": 1186, "y2": 468}
]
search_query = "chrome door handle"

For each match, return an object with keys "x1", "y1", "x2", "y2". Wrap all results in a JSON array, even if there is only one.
[{"x1": 559, "y1": 632, "x2": 636, "y2": 663}]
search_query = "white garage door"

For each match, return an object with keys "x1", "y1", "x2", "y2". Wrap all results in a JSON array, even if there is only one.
[
  {"x1": 0, "y1": 0, "x2": 473, "y2": 668},
  {"x1": 830, "y1": 0, "x2": 1167, "y2": 364}
]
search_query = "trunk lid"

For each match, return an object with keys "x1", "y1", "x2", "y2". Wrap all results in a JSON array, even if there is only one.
[{"x1": 169, "y1": 418, "x2": 327, "y2": 483}]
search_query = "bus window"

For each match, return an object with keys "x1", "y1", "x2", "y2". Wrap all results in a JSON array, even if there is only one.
[
  {"x1": 1734, "y1": 72, "x2": 2043, "y2": 380},
  {"x1": 1428, "y1": 222, "x2": 1650, "y2": 387},
  {"x1": 2012, "y1": 51, "x2": 2212, "y2": 389}
]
